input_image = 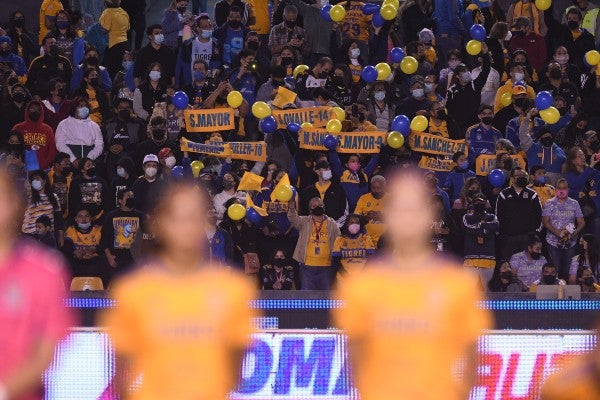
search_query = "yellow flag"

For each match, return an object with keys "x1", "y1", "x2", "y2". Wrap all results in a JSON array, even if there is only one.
[
  {"x1": 270, "y1": 173, "x2": 291, "y2": 201},
  {"x1": 238, "y1": 171, "x2": 264, "y2": 192},
  {"x1": 247, "y1": 194, "x2": 268, "y2": 216}
]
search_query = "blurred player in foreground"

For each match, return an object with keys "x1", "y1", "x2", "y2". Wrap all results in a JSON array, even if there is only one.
[
  {"x1": 101, "y1": 182, "x2": 257, "y2": 399},
  {"x1": 0, "y1": 169, "x2": 73, "y2": 400},
  {"x1": 333, "y1": 169, "x2": 492, "y2": 400}
]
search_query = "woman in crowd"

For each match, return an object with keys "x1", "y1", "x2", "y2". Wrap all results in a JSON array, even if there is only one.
[
  {"x1": 134, "y1": 62, "x2": 167, "y2": 121},
  {"x1": 564, "y1": 147, "x2": 600, "y2": 238},
  {"x1": 6, "y1": 10, "x2": 38, "y2": 66},
  {"x1": 260, "y1": 248, "x2": 295, "y2": 290},
  {"x1": 575, "y1": 266, "x2": 600, "y2": 293},
  {"x1": 569, "y1": 234, "x2": 600, "y2": 284},
  {"x1": 63, "y1": 207, "x2": 104, "y2": 283},
  {"x1": 51, "y1": 9, "x2": 84, "y2": 65},
  {"x1": 161, "y1": 0, "x2": 193, "y2": 49},
  {"x1": 55, "y1": 98, "x2": 104, "y2": 162},
  {"x1": 218, "y1": 197, "x2": 261, "y2": 270},
  {"x1": 488, "y1": 260, "x2": 527, "y2": 292}
]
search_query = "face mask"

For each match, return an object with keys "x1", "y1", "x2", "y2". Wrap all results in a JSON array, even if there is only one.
[
  {"x1": 311, "y1": 205, "x2": 325, "y2": 216},
  {"x1": 436, "y1": 109, "x2": 447, "y2": 120},
  {"x1": 558, "y1": 107, "x2": 568, "y2": 115},
  {"x1": 57, "y1": 87, "x2": 66, "y2": 97},
  {"x1": 448, "y1": 60, "x2": 460, "y2": 70},
  {"x1": 458, "y1": 161, "x2": 469, "y2": 170},
  {"x1": 125, "y1": 197, "x2": 136, "y2": 208},
  {"x1": 584, "y1": 277, "x2": 595, "y2": 286},
  {"x1": 281, "y1": 56, "x2": 293, "y2": 65},
  {"x1": 515, "y1": 176, "x2": 528, "y2": 188},
  {"x1": 318, "y1": 71, "x2": 329, "y2": 79},
  {"x1": 229, "y1": 20, "x2": 242, "y2": 29},
  {"x1": 89, "y1": 78, "x2": 100, "y2": 87},
  {"x1": 500, "y1": 271, "x2": 513, "y2": 280},
  {"x1": 118, "y1": 109, "x2": 131, "y2": 120},
  {"x1": 273, "y1": 258, "x2": 286, "y2": 267},
  {"x1": 542, "y1": 274, "x2": 556, "y2": 284},
  {"x1": 540, "y1": 136, "x2": 553, "y2": 147},
  {"x1": 0, "y1": 49, "x2": 10, "y2": 58},
  {"x1": 284, "y1": 19, "x2": 295, "y2": 28},
  {"x1": 200, "y1": 29, "x2": 213, "y2": 39},
  {"x1": 513, "y1": 72, "x2": 525, "y2": 81},
  {"x1": 530, "y1": 251, "x2": 542, "y2": 260},
  {"x1": 549, "y1": 69, "x2": 562, "y2": 80},
  {"x1": 504, "y1": 31, "x2": 512, "y2": 41},
  {"x1": 348, "y1": 161, "x2": 360, "y2": 172},
  {"x1": 86, "y1": 167, "x2": 96, "y2": 177},
  {"x1": 348, "y1": 223, "x2": 360, "y2": 235},
  {"x1": 7, "y1": 143, "x2": 22, "y2": 154},
  {"x1": 555, "y1": 55, "x2": 568, "y2": 65},
  {"x1": 165, "y1": 156, "x2": 176, "y2": 168},
  {"x1": 177, "y1": 6, "x2": 187, "y2": 13},
  {"x1": 77, "y1": 107, "x2": 90, "y2": 119},
  {"x1": 77, "y1": 222, "x2": 91, "y2": 230},
  {"x1": 350, "y1": 48, "x2": 360, "y2": 59},
  {"x1": 556, "y1": 189, "x2": 569, "y2": 199},
  {"x1": 515, "y1": 30, "x2": 525, "y2": 37},
  {"x1": 194, "y1": 71, "x2": 206, "y2": 81},
  {"x1": 28, "y1": 109, "x2": 41, "y2": 121},
  {"x1": 534, "y1": 176, "x2": 546, "y2": 185},
  {"x1": 48, "y1": 44, "x2": 59, "y2": 56},
  {"x1": 247, "y1": 41, "x2": 259, "y2": 51},
  {"x1": 567, "y1": 21, "x2": 579, "y2": 30},
  {"x1": 467, "y1": 189, "x2": 478, "y2": 197},
  {"x1": 424, "y1": 83, "x2": 434, "y2": 93},
  {"x1": 85, "y1": 56, "x2": 99, "y2": 66},
  {"x1": 372, "y1": 191, "x2": 384, "y2": 199},
  {"x1": 56, "y1": 20, "x2": 69, "y2": 29},
  {"x1": 333, "y1": 76, "x2": 344, "y2": 86},
  {"x1": 149, "y1": 70, "x2": 161, "y2": 81},
  {"x1": 153, "y1": 33, "x2": 165, "y2": 44},
  {"x1": 481, "y1": 116, "x2": 493, "y2": 125},
  {"x1": 503, "y1": 158, "x2": 514, "y2": 171},
  {"x1": 473, "y1": 202, "x2": 486, "y2": 213},
  {"x1": 152, "y1": 128, "x2": 166, "y2": 140},
  {"x1": 116, "y1": 167, "x2": 127, "y2": 178},
  {"x1": 460, "y1": 71, "x2": 472, "y2": 82},
  {"x1": 321, "y1": 169, "x2": 332, "y2": 181},
  {"x1": 122, "y1": 60, "x2": 133, "y2": 70},
  {"x1": 374, "y1": 91, "x2": 386, "y2": 101},
  {"x1": 145, "y1": 166, "x2": 158, "y2": 178},
  {"x1": 12, "y1": 18, "x2": 25, "y2": 28},
  {"x1": 412, "y1": 88, "x2": 424, "y2": 98},
  {"x1": 31, "y1": 179, "x2": 43, "y2": 191}
]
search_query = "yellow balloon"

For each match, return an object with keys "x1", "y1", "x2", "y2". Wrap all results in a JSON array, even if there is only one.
[
  {"x1": 535, "y1": 0, "x2": 551, "y2": 11},
  {"x1": 329, "y1": 4, "x2": 346, "y2": 22},
  {"x1": 375, "y1": 62, "x2": 392, "y2": 80},
  {"x1": 330, "y1": 106, "x2": 346, "y2": 121},
  {"x1": 190, "y1": 160, "x2": 204, "y2": 178},
  {"x1": 226, "y1": 90, "x2": 243, "y2": 108},
  {"x1": 382, "y1": 0, "x2": 399, "y2": 9},
  {"x1": 540, "y1": 106, "x2": 560, "y2": 124},
  {"x1": 293, "y1": 64, "x2": 309, "y2": 79},
  {"x1": 466, "y1": 39, "x2": 482, "y2": 56},
  {"x1": 387, "y1": 131, "x2": 405, "y2": 149},
  {"x1": 274, "y1": 185, "x2": 293, "y2": 202},
  {"x1": 586, "y1": 50, "x2": 600, "y2": 66},
  {"x1": 227, "y1": 203, "x2": 246, "y2": 221},
  {"x1": 252, "y1": 101, "x2": 271, "y2": 119},
  {"x1": 500, "y1": 92, "x2": 512, "y2": 107},
  {"x1": 410, "y1": 115, "x2": 428, "y2": 132},
  {"x1": 380, "y1": 3, "x2": 398, "y2": 20},
  {"x1": 400, "y1": 56, "x2": 418, "y2": 75},
  {"x1": 326, "y1": 119, "x2": 342, "y2": 133},
  {"x1": 301, "y1": 122, "x2": 313, "y2": 130}
]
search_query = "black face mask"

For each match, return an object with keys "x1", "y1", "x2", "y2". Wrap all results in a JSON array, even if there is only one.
[
  {"x1": 281, "y1": 56, "x2": 293, "y2": 65},
  {"x1": 62, "y1": 166, "x2": 73, "y2": 175},
  {"x1": 567, "y1": 21, "x2": 580, "y2": 30},
  {"x1": 542, "y1": 274, "x2": 556, "y2": 284},
  {"x1": 118, "y1": 109, "x2": 131, "y2": 120},
  {"x1": 503, "y1": 158, "x2": 514, "y2": 171},
  {"x1": 481, "y1": 116, "x2": 494, "y2": 125},
  {"x1": 311, "y1": 206, "x2": 325, "y2": 216},
  {"x1": 177, "y1": 6, "x2": 187, "y2": 13},
  {"x1": 358, "y1": 112, "x2": 366, "y2": 123},
  {"x1": 557, "y1": 107, "x2": 568, "y2": 115},
  {"x1": 530, "y1": 251, "x2": 542, "y2": 260},
  {"x1": 152, "y1": 128, "x2": 166, "y2": 140},
  {"x1": 549, "y1": 69, "x2": 562, "y2": 79},
  {"x1": 6, "y1": 143, "x2": 22, "y2": 154},
  {"x1": 223, "y1": 181, "x2": 236, "y2": 190},
  {"x1": 515, "y1": 176, "x2": 529, "y2": 188},
  {"x1": 473, "y1": 202, "x2": 486, "y2": 214},
  {"x1": 273, "y1": 258, "x2": 286, "y2": 267},
  {"x1": 333, "y1": 76, "x2": 344, "y2": 86},
  {"x1": 12, "y1": 92, "x2": 25, "y2": 103},
  {"x1": 318, "y1": 71, "x2": 329, "y2": 79},
  {"x1": 125, "y1": 197, "x2": 136, "y2": 208},
  {"x1": 85, "y1": 167, "x2": 96, "y2": 177},
  {"x1": 540, "y1": 136, "x2": 553, "y2": 147},
  {"x1": 229, "y1": 20, "x2": 242, "y2": 29},
  {"x1": 0, "y1": 50, "x2": 10, "y2": 58},
  {"x1": 48, "y1": 44, "x2": 59, "y2": 56},
  {"x1": 12, "y1": 18, "x2": 25, "y2": 28},
  {"x1": 514, "y1": 98, "x2": 527, "y2": 109},
  {"x1": 86, "y1": 56, "x2": 99, "y2": 66},
  {"x1": 89, "y1": 78, "x2": 99, "y2": 87},
  {"x1": 515, "y1": 30, "x2": 525, "y2": 37},
  {"x1": 584, "y1": 277, "x2": 595, "y2": 286},
  {"x1": 28, "y1": 110, "x2": 41, "y2": 121},
  {"x1": 500, "y1": 271, "x2": 513, "y2": 280},
  {"x1": 247, "y1": 41, "x2": 259, "y2": 51},
  {"x1": 284, "y1": 19, "x2": 295, "y2": 28},
  {"x1": 57, "y1": 87, "x2": 66, "y2": 98},
  {"x1": 436, "y1": 109, "x2": 447, "y2": 120},
  {"x1": 589, "y1": 140, "x2": 600, "y2": 152},
  {"x1": 372, "y1": 192, "x2": 384, "y2": 199},
  {"x1": 467, "y1": 189, "x2": 478, "y2": 198}
]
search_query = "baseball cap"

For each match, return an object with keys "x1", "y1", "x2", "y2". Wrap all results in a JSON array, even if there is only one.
[
  {"x1": 143, "y1": 154, "x2": 159, "y2": 165},
  {"x1": 512, "y1": 82, "x2": 527, "y2": 95},
  {"x1": 158, "y1": 147, "x2": 173, "y2": 159},
  {"x1": 409, "y1": 75, "x2": 425, "y2": 87}
]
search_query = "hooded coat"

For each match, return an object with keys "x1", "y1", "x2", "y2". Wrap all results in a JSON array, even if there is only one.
[{"x1": 12, "y1": 101, "x2": 57, "y2": 170}]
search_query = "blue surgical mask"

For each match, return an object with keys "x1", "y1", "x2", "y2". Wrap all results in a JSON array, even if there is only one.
[
  {"x1": 122, "y1": 60, "x2": 134, "y2": 70},
  {"x1": 459, "y1": 161, "x2": 469, "y2": 170},
  {"x1": 77, "y1": 222, "x2": 91, "y2": 230},
  {"x1": 153, "y1": 33, "x2": 164, "y2": 45},
  {"x1": 193, "y1": 71, "x2": 206, "y2": 81},
  {"x1": 31, "y1": 179, "x2": 43, "y2": 191},
  {"x1": 149, "y1": 70, "x2": 161, "y2": 81},
  {"x1": 424, "y1": 82, "x2": 434, "y2": 93},
  {"x1": 116, "y1": 167, "x2": 127, "y2": 178},
  {"x1": 412, "y1": 88, "x2": 424, "y2": 98},
  {"x1": 201, "y1": 29, "x2": 213, "y2": 39},
  {"x1": 374, "y1": 91, "x2": 386, "y2": 101},
  {"x1": 77, "y1": 107, "x2": 90, "y2": 119}
]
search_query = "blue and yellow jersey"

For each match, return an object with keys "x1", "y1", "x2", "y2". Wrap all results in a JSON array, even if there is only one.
[
  {"x1": 332, "y1": 233, "x2": 375, "y2": 283},
  {"x1": 65, "y1": 225, "x2": 102, "y2": 257},
  {"x1": 349, "y1": 63, "x2": 363, "y2": 84},
  {"x1": 339, "y1": 1, "x2": 372, "y2": 43}
]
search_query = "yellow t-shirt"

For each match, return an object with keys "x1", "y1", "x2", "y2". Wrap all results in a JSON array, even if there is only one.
[
  {"x1": 86, "y1": 87, "x2": 102, "y2": 125},
  {"x1": 39, "y1": 0, "x2": 64, "y2": 44},
  {"x1": 99, "y1": 7, "x2": 130, "y2": 48},
  {"x1": 340, "y1": 1, "x2": 372, "y2": 43},
  {"x1": 315, "y1": 181, "x2": 331, "y2": 200},
  {"x1": 349, "y1": 63, "x2": 362, "y2": 84},
  {"x1": 100, "y1": 266, "x2": 257, "y2": 400},
  {"x1": 530, "y1": 184, "x2": 556, "y2": 206},
  {"x1": 65, "y1": 225, "x2": 102, "y2": 257},
  {"x1": 245, "y1": 0, "x2": 270, "y2": 34},
  {"x1": 333, "y1": 259, "x2": 491, "y2": 400},
  {"x1": 354, "y1": 193, "x2": 386, "y2": 244},
  {"x1": 428, "y1": 119, "x2": 449, "y2": 138},
  {"x1": 305, "y1": 219, "x2": 331, "y2": 266},
  {"x1": 332, "y1": 233, "x2": 375, "y2": 282}
]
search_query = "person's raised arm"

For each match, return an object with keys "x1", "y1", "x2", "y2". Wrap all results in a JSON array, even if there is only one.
[{"x1": 519, "y1": 108, "x2": 537, "y2": 152}]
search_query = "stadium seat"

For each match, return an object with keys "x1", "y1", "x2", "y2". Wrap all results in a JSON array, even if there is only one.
[{"x1": 70, "y1": 277, "x2": 104, "y2": 291}]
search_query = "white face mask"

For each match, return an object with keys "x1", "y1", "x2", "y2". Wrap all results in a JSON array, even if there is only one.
[
  {"x1": 78, "y1": 222, "x2": 91, "y2": 230},
  {"x1": 321, "y1": 169, "x2": 332, "y2": 181},
  {"x1": 555, "y1": 54, "x2": 569, "y2": 64},
  {"x1": 460, "y1": 71, "x2": 472, "y2": 82},
  {"x1": 350, "y1": 48, "x2": 360, "y2": 59},
  {"x1": 145, "y1": 166, "x2": 158, "y2": 178},
  {"x1": 149, "y1": 70, "x2": 161, "y2": 81},
  {"x1": 513, "y1": 72, "x2": 525, "y2": 82},
  {"x1": 504, "y1": 31, "x2": 512, "y2": 42},
  {"x1": 153, "y1": 33, "x2": 164, "y2": 45},
  {"x1": 424, "y1": 82, "x2": 434, "y2": 93},
  {"x1": 412, "y1": 88, "x2": 424, "y2": 98},
  {"x1": 116, "y1": 167, "x2": 127, "y2": 178},
  {"x1": 374, "y1": 91, "x2": 386, "y2": 101},
  {"x1": 165, "y1": 156, "x2": 176, "y2": 168}
]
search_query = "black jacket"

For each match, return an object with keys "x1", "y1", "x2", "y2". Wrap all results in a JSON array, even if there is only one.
[
  {"x1": 27, "y1": 54, "x2": 73, "y2": 97},
  {"x1": 300, "y1": 181, "x2": 348, "y2": 223},
  {"x1": 495, "y1": 186, "x2": 542, "y2": 236}
]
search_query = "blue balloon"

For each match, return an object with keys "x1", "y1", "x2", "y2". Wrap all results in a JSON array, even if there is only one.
[
  {"x1": 361, "y1": 65, "x2": 378, "y2": 83},
  {"x1": 391, "y1": 114, "x2": 411, "y2": 135},
  {"x1": 372, "y1": 11, "x2": 385, "y2": 28},
  {"x1": 534, "y1": 91, "x2": 554, "y2": 111},
  {"x1": 260, "y1": 116, "x2": 277, "y2": 133},
  {"x1": 488, "y1": 169, "x2": 506, "y2": 188},
  {"x1": 389, "y1": 47, "x2": 406, "y2": 63},
  {"x1": 323, "y1": 134, "x2": 339, "y2": 150},
  {"x1": 172, "y1": 91, "x2": 189, "y2": 110},
  {"x1": 361, "y1": 3, "x2": 380, "y2": 15},
  {"x1": 469, "y1": 24, "x2": 486, "y2": 42},
  {"x1": 287, "y1": 122, "x2": 301, "y2": 133},
  {"x1": 246, "y1": 207, "x2": 263, "y2": 224},
  {"x1": 320, "y1": 4, "x2": 333, "y2": 21},
  {"x1": 171, "y1": 165, "x2": 184, "y2": 178}
]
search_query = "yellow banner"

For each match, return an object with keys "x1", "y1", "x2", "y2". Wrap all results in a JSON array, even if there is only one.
[
  {"x1": 408, "y1": 132, "x2": 467, "y2": 157},
  {"x1": 272, "y1": 107, "x2": 332, "y2": 129},
  {"x1": 475, "y1": 154, "x2": 526, "y2": 176},
  {"x1": 180, "y1": 138, "x2": 267, "y2": 162},
  {"x1": 299, "y1": 129, "x2": 386, "y2": 153},
  {"x1": 183, "y1": 108, "x2": 235, "y2": 132},
  {"x1": 418, "y1": 156, "x2": 454, "y2": 172}
]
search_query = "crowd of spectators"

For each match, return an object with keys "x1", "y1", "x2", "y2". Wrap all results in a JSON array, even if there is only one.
[{"x1": 3, "y1": 0, "x2": 600, "y2": 291}]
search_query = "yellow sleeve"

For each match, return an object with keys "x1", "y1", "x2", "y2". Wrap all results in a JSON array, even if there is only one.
[
  {"x1": 224, "y1": 275, "x2": 259, "y2": 347},
  {"x1": 527, "y1": 86, "x2": 536, "y2": 99},
  {"x1": 99, "y1": 10, "x2": 111, "y2": 31},
  {"x1": 455, "y1": 275, "x2": 492, "y2": 346},
  {"x1": 354, "y1": 197, "x2": 365, "y2": 215},
  {"x1": 493, "y1": 87, "x2": 504, "y2": 113},
  {"x1": 333, "y1": 277, "x2": 369, "y2": 339}
]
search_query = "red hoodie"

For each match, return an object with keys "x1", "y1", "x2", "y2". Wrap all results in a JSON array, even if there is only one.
[{"x1": 12, "y1": 101, "x2": 57, "y2": 170}]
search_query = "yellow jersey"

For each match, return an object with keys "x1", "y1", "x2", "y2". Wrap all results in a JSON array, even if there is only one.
[
  {"x1": 315, "y1": 181, "x2": 331, "y2": 200},
  {"x1": 354, "y1": 192, "x2": 386, "y2": 244},
  {"x1": 333, "y1": 258, "x2": 491, "y2": 400},
  {"x1": 530, "y1": 184, "x2": 556, "y2": 206},
  {"x1": 305, "y1": 219, "x2": 331, "y2": 267},
  {"x1": 99, "y1": 7, "x2": 130, "y2": 48},
  {"x1": 39, "y1": 0, "x2": 64, "y2": 44},
  {"x1": 332, "y1": 233, "x2": 375, "y2": 283},
  {"x1": 246, "y1": 0, "x2": 270, "y2": 34},
  {"x1": 349, "y1": 62, "x2": 363, "y2": 84},
  {"x1": 339, "y1": 1, "x2": 372, "y2": 43},
  {"x1": 100, "y1": 266, "x2": 257, "y2": 400},
  {"x1": 86, "y1": 87, "x2": 102, "y2": 125}
]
